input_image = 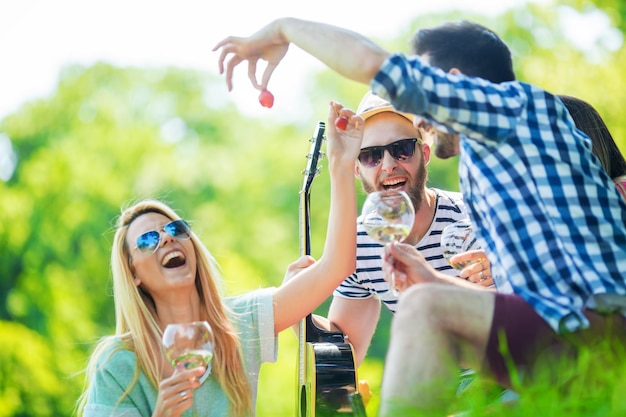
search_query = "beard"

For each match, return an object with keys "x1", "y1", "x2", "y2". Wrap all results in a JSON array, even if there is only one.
[
  {"x1": 432, "y1": 131, "x2": 460, "y2": 159},
  {"x1": 361, "y1": 158, "x2": 429, "y2": 211}
]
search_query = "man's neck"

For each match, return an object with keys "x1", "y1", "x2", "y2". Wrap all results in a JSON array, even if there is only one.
[{"x1": 405, "y1": 188, "x2": 437, "y2": 246}]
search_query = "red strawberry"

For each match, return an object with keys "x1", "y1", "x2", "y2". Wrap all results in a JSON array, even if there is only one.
[
  {"x1": 258, "y1": 89, "x2": 274, "y2": 108},
  {"x1": 334, "y1": 116, "x2": 348, "y2": 130}
]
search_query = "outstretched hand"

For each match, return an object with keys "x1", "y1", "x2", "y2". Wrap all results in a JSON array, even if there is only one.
[{"x1": 213, "y1": 19, "x2": 289, "y2": 92}]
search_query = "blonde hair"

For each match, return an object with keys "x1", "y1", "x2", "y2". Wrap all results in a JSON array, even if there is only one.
[{"x1": 77, "y1": 199, "x2": 252, "y2": 416}]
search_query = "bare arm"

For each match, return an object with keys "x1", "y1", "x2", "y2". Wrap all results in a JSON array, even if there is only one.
[
  {"x1": 328, "y1": 296, "x2": 380, "y2": 366},
  {"x1": 272, "y1": 102, "x2": 363, "y2": 333},
  {"x1": 214, "y1": 17, "x2": 390, "y2": 92}
]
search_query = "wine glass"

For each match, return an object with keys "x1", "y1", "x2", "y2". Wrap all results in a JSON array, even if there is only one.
[
  {"x1": 440, "y1": 219, "x2": 484, "y2": 270},
  {"x1": 162, "y1": 321, "x2": 214, "y2": 384},
  {"x1": 361, "y1": 190, "x2": 415, "y2": 295}
]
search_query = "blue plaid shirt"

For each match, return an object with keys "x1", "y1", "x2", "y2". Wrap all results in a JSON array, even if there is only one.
[{"x1": 372, "y1": 53, "x2": 626, "y2": 333}]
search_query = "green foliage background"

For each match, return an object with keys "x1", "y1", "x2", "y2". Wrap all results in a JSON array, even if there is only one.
[{"x1": 1, "y1": 1, "x2": 625, "y2": 416}]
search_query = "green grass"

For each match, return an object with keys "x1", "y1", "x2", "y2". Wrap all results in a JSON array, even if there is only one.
[
  {"x1": 256, "y1": 335, "x2": 626, "y2": 417},
  {"x1": 450, "y1": 341, "x2": 626, "y2": 417}
]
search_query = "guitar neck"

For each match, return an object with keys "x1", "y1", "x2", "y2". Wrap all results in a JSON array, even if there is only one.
[
  {"x1": 297, "y1": 121, "x2": 324, "y2": 393},
  {"x1": 299, "y1": 191, "x2": 311, "y2": 258},
  {"x1": 298, "y1": 154, "x2": 313, "y2": 391}
]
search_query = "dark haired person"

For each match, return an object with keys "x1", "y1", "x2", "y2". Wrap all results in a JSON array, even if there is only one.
[{"x1": 559, "y1": 94, "x2": 626, "y2": 201}]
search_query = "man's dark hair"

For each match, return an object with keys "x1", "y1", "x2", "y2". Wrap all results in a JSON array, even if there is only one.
[{"x1": 410, "y1": 20, "x2": 515, "y2": 83}]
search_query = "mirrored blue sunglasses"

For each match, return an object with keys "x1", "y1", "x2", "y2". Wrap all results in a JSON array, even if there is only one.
[{"x1": 135, "y1": 220, "x2": 191, "y2": 254}]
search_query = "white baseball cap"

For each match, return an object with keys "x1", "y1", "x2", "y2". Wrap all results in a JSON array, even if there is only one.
[{"x1": 356, "y1": 91, "x2": 430, "y2": 145}]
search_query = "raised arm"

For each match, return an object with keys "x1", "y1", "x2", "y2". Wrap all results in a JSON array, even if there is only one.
[
  {"x1": 272, "y1": 102, "x2": 363, "y2": 334},
  {"x1": 213, "y1": 17, "x2": 390, "y2": 92}
]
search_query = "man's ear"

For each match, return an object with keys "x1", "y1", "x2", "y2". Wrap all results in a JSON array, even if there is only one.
[
  {"x1": 354, "y1": 162, "x2": 361, "y2": 179},
  {"x1": 422, "y1": 143, "x2": 431, "y2": 166}
]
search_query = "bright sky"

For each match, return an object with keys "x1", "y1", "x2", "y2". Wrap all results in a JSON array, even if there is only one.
[{"x1": 0, "y1": 0, "x2": 542, "y2": 124}]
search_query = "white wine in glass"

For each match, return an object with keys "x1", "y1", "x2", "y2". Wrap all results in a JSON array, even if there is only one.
[
  {"x1": 162, "y1": 321, "x2": 214, "y2": 384},
  {"x1": 440, "y1": 219, "x2": 484, "y2": 270},
  {"x1": 361, "y1": 190, "x2": 415, "y2": 295}
]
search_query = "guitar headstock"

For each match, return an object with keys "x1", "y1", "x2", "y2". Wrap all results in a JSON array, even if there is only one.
[{"x1": 301, "y1": 121, "x2": 326, "y2": 195}]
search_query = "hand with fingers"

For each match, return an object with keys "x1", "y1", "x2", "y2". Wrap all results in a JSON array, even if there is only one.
[
  {"x1": 327, "y1": 101, "x2": 365, "y2": 165},
  {"x1": 382, "y1": 242, "x2": 440, "y2": 292},
  {"x1": 153, "y1": 366, "x2": 205, "y2": 417},
  {"x1": 450, "y1": 249, "x2": 494, "y2": 288},
  {"x1": 213, "y1": 19, "x2": 289, "y2": 93},
  {"x1": 282, "y1": 255, "x2": 316, "y2": 285}
]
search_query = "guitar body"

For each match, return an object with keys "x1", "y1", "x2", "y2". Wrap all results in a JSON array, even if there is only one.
[
  {"x1": 297, "y1": 122, "x2": 359, "y2": 417},
  {"x1": 301, "y1": 320, "x2": 358, "y2": 417}
]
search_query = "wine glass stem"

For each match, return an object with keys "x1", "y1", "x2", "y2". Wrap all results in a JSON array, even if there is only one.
[
  {"x1": 385, "y1": 244, "x2": 400, "y2": 296},
  {"x1": 390, "y1": 270, "x2": 399, "y2": 297}
]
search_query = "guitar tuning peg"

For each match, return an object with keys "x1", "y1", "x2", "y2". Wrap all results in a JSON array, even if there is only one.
[
  {"x1": 315, "y1": 167, "x2": 322, "y2": 176},
  {"x1": 318, "y1": 152, "x2": 326, "y2": 159}
]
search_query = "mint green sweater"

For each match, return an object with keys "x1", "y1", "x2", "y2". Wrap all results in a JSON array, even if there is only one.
[{"x1": 84, "y1": 288, "x2": 277, "y2": 417}]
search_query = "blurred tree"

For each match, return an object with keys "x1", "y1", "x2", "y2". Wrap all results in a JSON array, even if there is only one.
[{"x1": 565, "y1": 0, "x2": 626, "y2": 32}]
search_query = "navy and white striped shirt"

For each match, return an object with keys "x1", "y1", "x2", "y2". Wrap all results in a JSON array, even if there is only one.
[
  {"x1": 373, "y1": 53, "x2": 626, "y2": 333},
  {"x1": 333, "y1": 189, "x2": 468, "y2": 313}
]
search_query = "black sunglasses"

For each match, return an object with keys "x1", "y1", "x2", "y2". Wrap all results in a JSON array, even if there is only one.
[
  {"x1": 135, "y1": 220, "x2": 191, "y2": 254},
  {"x1": 358, "y1": 138, "x2": 421, "y2": 167}
]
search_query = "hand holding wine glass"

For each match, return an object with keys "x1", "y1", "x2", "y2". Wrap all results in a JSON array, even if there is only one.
[
  {"x1": 162, "y1": 321, "x2": 215, "y2": 384},
  {"x1": 441, "y1": 219, "x2": 493, "y2": 287},
  {"x1": 361, "y1": 190, "x2": 415, "y2": 295}
]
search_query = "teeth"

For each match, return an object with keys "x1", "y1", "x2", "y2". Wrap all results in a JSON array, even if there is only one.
[
  {"x1": 382, "y1": 178, "x2": 405, "y2": 186},
  {"x1": 162, "y1": 251, "x2": 185, "y2": 266}
]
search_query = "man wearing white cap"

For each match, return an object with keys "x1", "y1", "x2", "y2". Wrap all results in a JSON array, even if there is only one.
[
  {"x1": 326, "y1": 90, "x2": 476, "y2": 366},
  {"x1": 283, "y1": 90, "x2": 491, "y2": 395},
  {"x1": 285, "y1": 89, "x2": 492, "y2": 360}
]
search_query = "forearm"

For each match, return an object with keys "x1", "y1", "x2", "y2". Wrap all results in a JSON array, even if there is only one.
[
  {"x1": 434, "y1": 271, "x2": 494, "y2": 291},
  {"x1": 328, "y1": 296, "x2": 380, "y2": 366},
  {"x1": 277, "y1": 18, "x2": 389, "y2": 85},
  {"x1": 316, "y1": 160, "x2": 358, "y2": 278}
]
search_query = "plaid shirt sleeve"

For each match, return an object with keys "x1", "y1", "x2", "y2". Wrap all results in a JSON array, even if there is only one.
[{"x1": 372, "y1": 53, "x2": 528, "y2": 143}]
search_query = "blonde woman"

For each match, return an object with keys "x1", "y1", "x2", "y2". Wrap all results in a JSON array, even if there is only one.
[{"x1": 77, "y1": 101, "x2": 363, "y2": 417}]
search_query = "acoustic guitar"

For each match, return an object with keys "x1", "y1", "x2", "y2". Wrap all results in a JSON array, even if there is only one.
[{"x1": 296, "y1": 121, "x2": 365, "y2": 417}]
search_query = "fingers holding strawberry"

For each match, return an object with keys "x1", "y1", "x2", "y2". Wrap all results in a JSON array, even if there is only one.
[{"x1": 326, "y1": 101, "x2": 364, "y2": 167}]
